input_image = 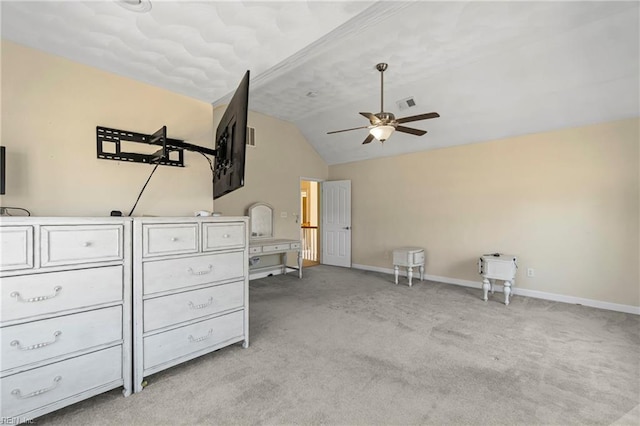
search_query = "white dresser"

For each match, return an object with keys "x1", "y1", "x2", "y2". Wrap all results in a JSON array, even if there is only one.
[
  {"x1": 132, "y1": 217, "x2": 249, "y2": 393},
  {"x1": 0, "y1": 217, "x2": 132, "y2": 423}
]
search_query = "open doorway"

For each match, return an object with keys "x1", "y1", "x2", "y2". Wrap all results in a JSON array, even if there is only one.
[{"x1": 300, "y1": 179, "x2": 320, "y2": 267}]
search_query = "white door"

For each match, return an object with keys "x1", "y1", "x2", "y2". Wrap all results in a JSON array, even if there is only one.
[{"x1": 322, "y1": 180, "x2": 351, "y2": 267}]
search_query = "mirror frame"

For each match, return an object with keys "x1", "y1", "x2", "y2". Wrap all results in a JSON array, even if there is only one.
[{"x1": 247, "y1": 202, "x2": 274, "y2": 240}]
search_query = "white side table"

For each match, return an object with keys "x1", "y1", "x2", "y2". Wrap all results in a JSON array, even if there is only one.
[
  {"x1": 478, "y1": 254, "x2": 517, "y2": 305},
  {"x1": 393, "y1": 247, "x2": 425, "y2": 287}
]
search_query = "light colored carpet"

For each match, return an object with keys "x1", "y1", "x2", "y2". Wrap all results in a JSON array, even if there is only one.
[{"x1": 39, "y1": 265, "x2": 639, "y2": 425}]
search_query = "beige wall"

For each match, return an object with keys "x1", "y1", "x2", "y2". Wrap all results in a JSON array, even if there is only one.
[
  {"x1": 1, "y1": 40, "x2": 216, "y2": 216},
  {"x1": 0, "y1": 40, "x2": 327, "y2": 222},
  {"x1": 3, "y1": 41, "x2": 637, "y2": 307},
  {"x1": 211, "y1": 109, "x2": 328, "y2": 240},
  {"x1": 329, "y1": 118, "x2": 639, "y2": 307}
]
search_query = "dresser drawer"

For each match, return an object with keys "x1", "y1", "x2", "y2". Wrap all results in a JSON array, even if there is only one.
[
  {"x1": 1, "y1": 306, "x2": 122, "y2": 372},
  {"x1": 41, "y1": 225, "x2": 123, "y2": 267},
  {"x1": 143, "y1": 223, "x2": 198, "y2": 258},
  {"x1": 290, "y1": 242, "x2": 301, "y2": 250},
  {"x1": 263, "y1": 243, "x2": 291, "y2": 252},
  {"x1": 1, "y1": 266, "x2": 123, "y2": 323},
  {"x1": 143, "y1": 252, "x2": 244, "y2": 295},
  {"x1": 143, "y1": 281, "x2": 244, "y2": 332},
  {"x1": 0, "y1": 345, "x2": 122, "y2": 419},
  {"x1": 248, "y1": 246, "x2": 261, "y2": 254},
  {"x1": 202, "y1": 223, "x2": 245, "y2": 251},
  {"x1": 143, "y1": 310, "x2": 243, "y2": 370},
  {"x1": 0, "y1": 226, "x2": 34, "y2": 271}
]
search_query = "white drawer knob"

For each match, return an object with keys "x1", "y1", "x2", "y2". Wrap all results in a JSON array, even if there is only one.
[
  {"x1": 11, "y1": 331, "x2": 62, "y2": 351},
  {"x1": 83, "y1": 242, "x2": 92, "y2": 247},
  {"x1": 11, "y1": 286, "x2": 62, "y2": 303},
  {"x1": 187, "y1": 264, "x2": 213, "y2": 276},
  {"x1": 188, "y1": 297, "x2": 214, "y2": 310},
  {"x1": 223, "y1": 234, "x2": 230, "y2": 239},
  {"x1": 12, "y1": 376, "x2": 62, "y2": 399},
  {"x1": 171, "y1": 237, "x2": 178, "y2": 242},
  {"x1": 188, "y1": 329, "x2": 213, "y2": 343}
]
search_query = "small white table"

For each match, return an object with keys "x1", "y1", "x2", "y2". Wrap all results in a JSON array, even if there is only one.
[
  {"x1": 478, "y1": 254, "x2": 517, "y2": 305},
  {"x1": 393, "y1": 247, "x2": 425, "y2": 287}
]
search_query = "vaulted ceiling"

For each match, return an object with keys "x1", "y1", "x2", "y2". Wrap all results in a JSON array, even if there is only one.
[{"x1": 2, "y1": 1, "x2": 639, "y2": 165}]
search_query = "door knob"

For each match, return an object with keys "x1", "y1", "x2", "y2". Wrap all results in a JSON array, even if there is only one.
[{"x1": 343, "y1": 226, "x2": 350, "y2": 230}]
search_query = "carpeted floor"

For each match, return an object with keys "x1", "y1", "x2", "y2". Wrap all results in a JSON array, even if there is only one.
[{"x1": 39, "y1": 265, "x2": 639, "y2": 425}]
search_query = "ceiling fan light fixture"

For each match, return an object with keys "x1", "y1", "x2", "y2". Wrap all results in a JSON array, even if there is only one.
[
  {"x1": 327, "y1": 63, "x2": 439, "y2": 143},
  {"x1": 370, "y1": 125, "x2": 395, "y2": 142}
]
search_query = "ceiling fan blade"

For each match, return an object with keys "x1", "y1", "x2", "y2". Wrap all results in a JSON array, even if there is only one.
[
  {"x1": 360, "y1": 112, "x2": 381, "y2": 124},
  {"x1": 395, "y1": 125, "x2": 427, "y2": 136},
  {"x1": 362, "y1": 134, "x2": 375, "y2": 144},
  {"x1": 396, "y1": 112, "x2": 440, "y2": 124},
  {"x1": 327, "y1": 126, "x2": 370, "y2": 135}
]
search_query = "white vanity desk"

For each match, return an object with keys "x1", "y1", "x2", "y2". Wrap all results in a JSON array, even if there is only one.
[{"x1": 247, "y1": 203, "x2": 302, "y2": 280}]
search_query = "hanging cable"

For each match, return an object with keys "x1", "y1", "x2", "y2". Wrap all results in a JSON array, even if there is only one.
[
  {"x1": 0, "y1": 206, "x2": 31, "y2": 216},
  {"x1": 198, "y1": 151, "x2": 215, "y2": 175},
  {"x1": 127, "y1": 152, "x2": 214, "y2": 217},
  {"x1": 128, "y1": 163, "x2": 160, "y2": 217}
]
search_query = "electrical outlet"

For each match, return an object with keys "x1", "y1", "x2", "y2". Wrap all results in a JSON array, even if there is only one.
[{"x1": 527, "y1": 268, "x2": 535, "y2": 277}]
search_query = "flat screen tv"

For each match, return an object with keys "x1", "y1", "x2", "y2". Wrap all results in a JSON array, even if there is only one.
[{"x1": 213, "y1": 70, "x2": 249, "y2": 200}]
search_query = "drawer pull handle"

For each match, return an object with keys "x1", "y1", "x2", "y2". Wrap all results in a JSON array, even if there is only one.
[
  {"x1": 83, "y1": 241, "x2": 92, "y2": 247},
  {"x1": 10, "y1": 286, "x2": 62, "y2": 303},
  {"x1": 188, "y1": 297, "x2": 214, "y2": 310},
  {"x1": 188, "y1": 329, "x2": 213, "y2": 343},
  {"x1": 12, "y1": 376, "x2": 62, "y2": 399},
  {"x1": 223, "y1": 234, "x2": 230, "y2": 238},
  {"x1": 171, "y1": 237, "x2": 178, "y2": 242},
  {"x1": 11, "y1": 331, "x2": 62, "y2": 351},
  {"x1": 187, "y1": 265, "x2": 213, "y2": 276}
]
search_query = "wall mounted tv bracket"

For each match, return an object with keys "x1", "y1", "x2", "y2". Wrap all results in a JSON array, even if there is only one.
[
  {"x1": 97, "y1": 125, "x2": 218, "y2": 167},
  {"x1": 96, "y1": 126, "x2": 216, "y2": 167},
  {"x1": 97, "y1": 126, "x2": 184, "y2": 167},
  {"x1": 215, "y1": 128, "x2": 231, "y2": 179}
]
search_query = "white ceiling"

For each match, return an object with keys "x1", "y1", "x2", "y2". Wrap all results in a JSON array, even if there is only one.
[{"x1": 2, "y1": 1, "x2": 639, "y2": 165}]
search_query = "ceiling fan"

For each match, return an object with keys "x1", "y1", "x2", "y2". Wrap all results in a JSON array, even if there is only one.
[{"x1": 327, "y1": 63, "x2": 440, "y2": 144}]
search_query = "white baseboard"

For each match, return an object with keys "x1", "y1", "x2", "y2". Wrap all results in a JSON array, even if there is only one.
[{"x1": 351, "y1": 263, "x2": 640, "y2": 315}]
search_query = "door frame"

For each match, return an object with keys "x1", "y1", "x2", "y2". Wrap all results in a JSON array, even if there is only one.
[{"x1": 299, "y1": 176, "x2": 324, "y2": 264}]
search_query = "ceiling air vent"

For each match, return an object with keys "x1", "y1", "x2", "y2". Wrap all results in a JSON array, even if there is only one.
[
  {"x1": 396, "y1": 97, "x2": 416, "y2": 111},
  {"x1": 246, "y1": 126, "x2": 256, "y2": 147}
]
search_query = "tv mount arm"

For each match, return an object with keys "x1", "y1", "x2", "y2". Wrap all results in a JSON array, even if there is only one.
[{"x1": 96, "y1": 125, "x2": 219, "y2": 168}]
